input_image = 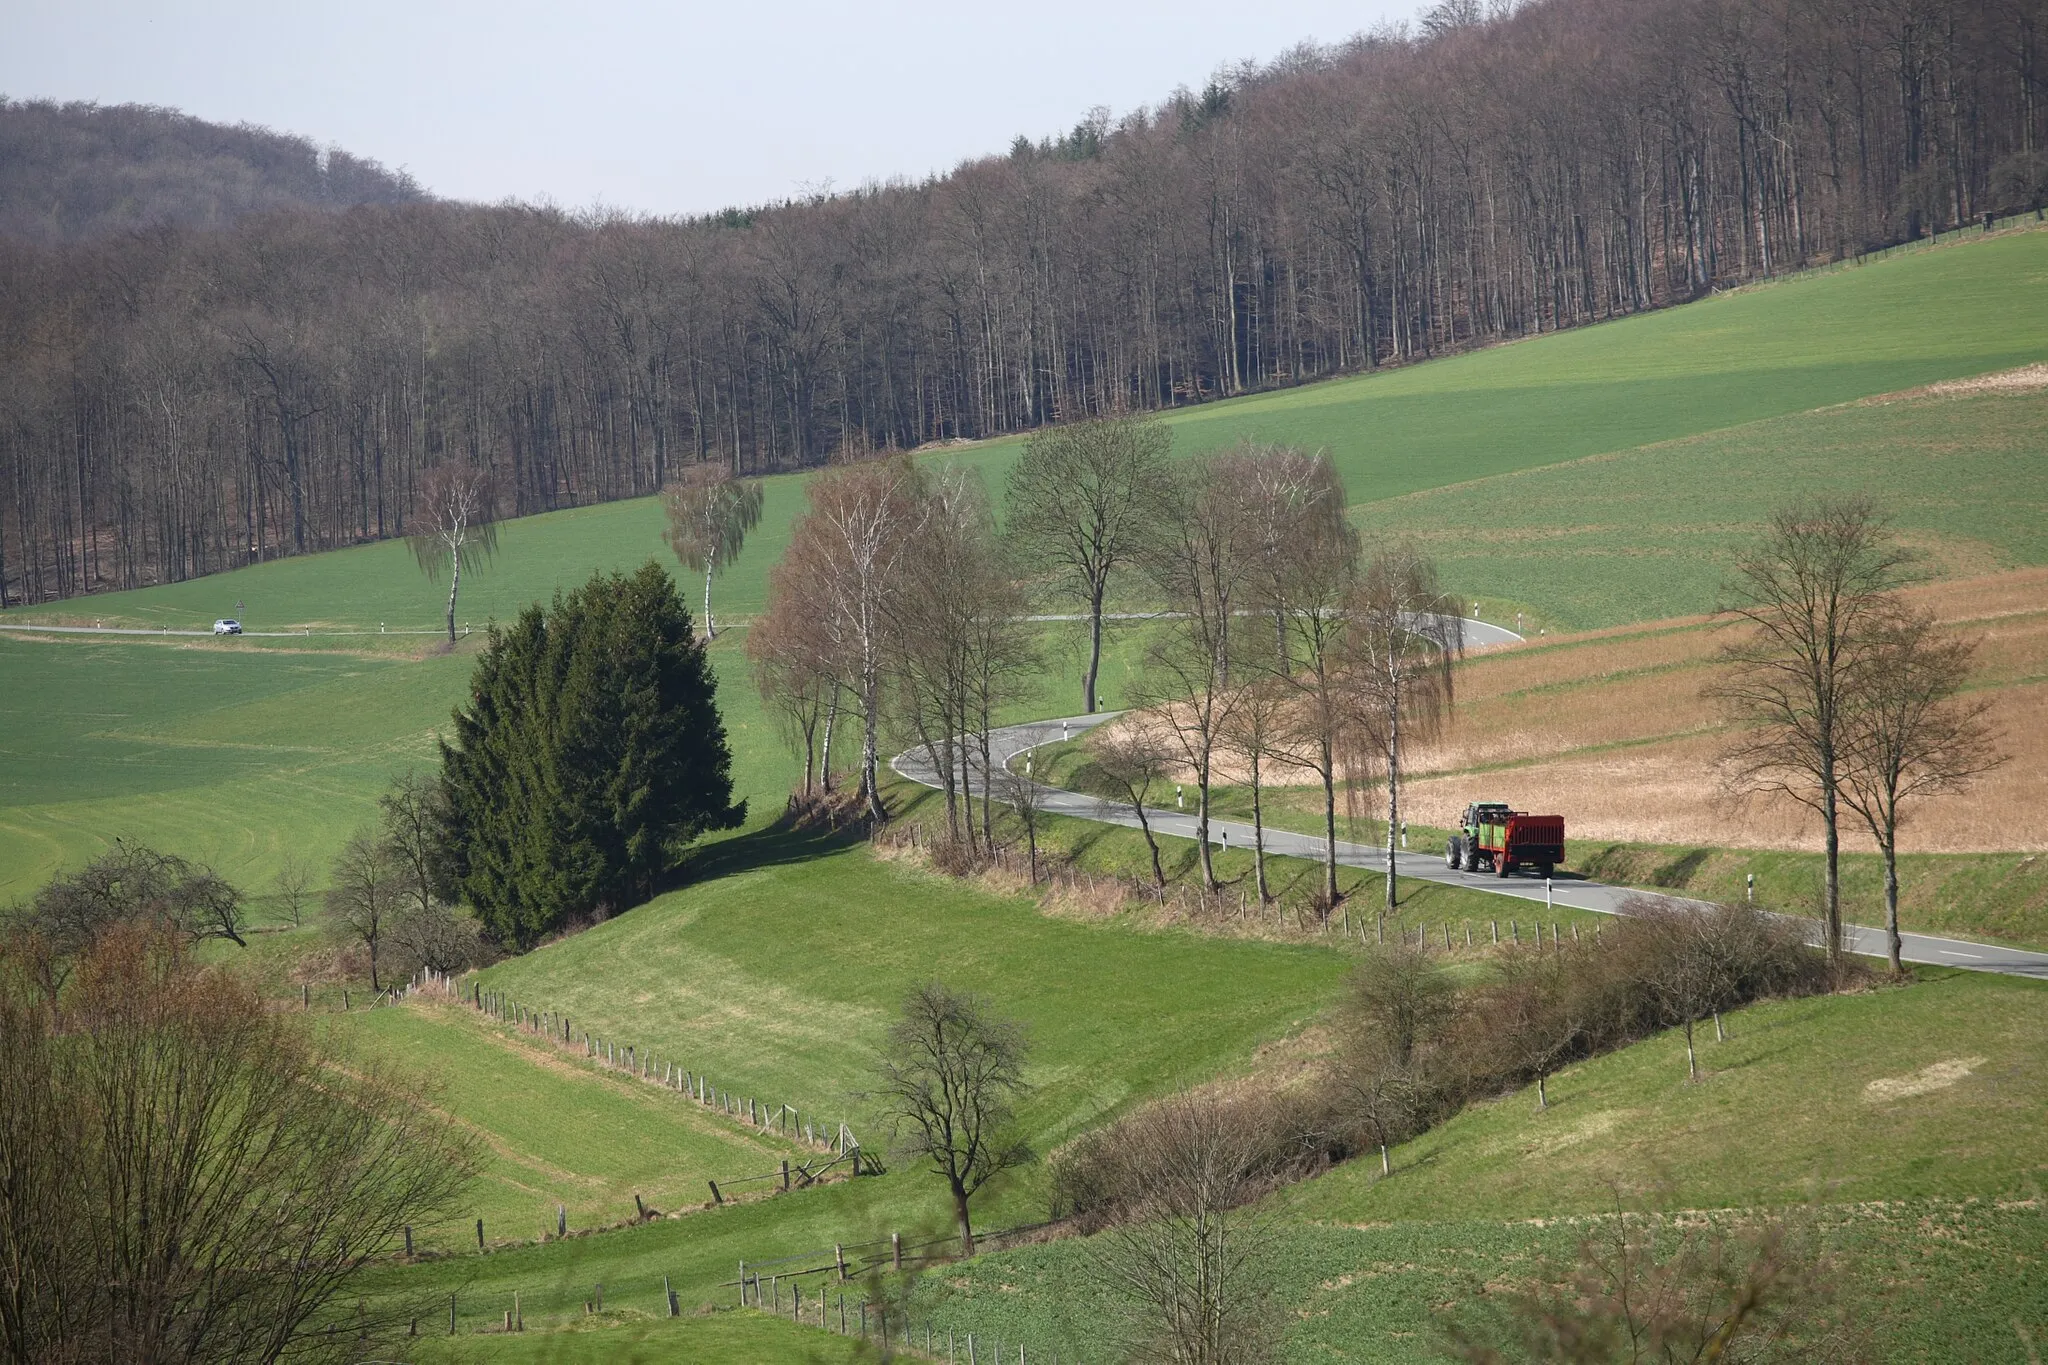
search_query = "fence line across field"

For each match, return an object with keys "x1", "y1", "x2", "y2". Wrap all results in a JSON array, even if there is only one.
[{"x1": 461, "y1": 978, "x2": 861, "y2": 1156}]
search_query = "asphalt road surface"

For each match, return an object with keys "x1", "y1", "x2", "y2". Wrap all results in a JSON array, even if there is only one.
[{"x1": 894, "y1": 710, "x2": 2048, "y2": 981}]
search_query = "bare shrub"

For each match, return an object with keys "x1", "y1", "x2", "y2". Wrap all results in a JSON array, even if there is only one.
[
  {"x1": 1051, "y1": 1085, "x2": 1329, "y2": 1234},
  {"x1": 1327, "y1": 900, "x2": 1831, "y2": 1141},
  {"x1": 387, "y1": 898, "x2": 485, "y2": 977},
  {"x1": 0, "y1": 925, "x2": 478, "y2": 1364},
  {"x1": 1445, "y1": 1205, "x2": 1866, "y2": 1363},
  {"x1": 1329, "y1": 940, "x2": 1467, "y2": 1156},
  {"x1": 1079, "y1": 1090, "x2": 1288, "y2": 1365}
]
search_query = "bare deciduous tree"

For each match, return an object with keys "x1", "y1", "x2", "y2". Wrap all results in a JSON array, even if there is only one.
[
  {"x1": 1001, "y1": 765, "x2": 1048, "y2": 885},
  {"x1": 1345, "y1": 545, "x2": 1463, "y2": 918},
  {"x1": 378, "y1": 768, "x2": 442, "y2": 920},
  {"x1": 1093, "y1": 1090, "x2": 1281, "y2": 1365},
  {"x1": 1839, "y1": 611, "x2": 2002, "y2": 973},
  {"x1": 13, "y1": 843, "x2": 246, "y2": 973},
  {"x1": 326, "y1": 828, "x2": 404, "y2": 991},
  {"x1": 408, "y1": 458, "x2": 499, "y2": 645},
  {"x1": 0, "y1": 925, "x2": 477, "y2": 1364},
  {"x1": 781, "y1": 458, "x2": 929, "y2": 821},
  {"x1": 663, "y1": 462, "x2": 764, "y2": 639},
  {"x1": 271, "y1": 852, "x2": 311, "y2": 929},
  {"x1": 891, "y1": 469, "x2": 1035, "y2": 851},
  {"x1": 1090, "y1": 719, "x2": 1176, "y2": 889},
  {"x1": 748, "y1": 550, "x2": 837, "y2": 799},
  {"x1": 1218, "y1": 677, "x2": 1290, "y2": 904},
  {"x1": 873, "y1": 983, "x2": 1033, "y2": 1255},
  {"x1": 1006, "y1": 415, "x2": 1170, "y2": 714},
  {"x1": 1141, "y1": 455, "x2": 1258, "y2": 891},
  {"x1": 1708, "y1": 497, "x2": 1916, "y2": 964},
  {"x1": 388, "y1": 899, "x2": 483, "y2": 977},
  {"x1": 1255, "y1": 450, "x2": 1361, "y2": 907}
]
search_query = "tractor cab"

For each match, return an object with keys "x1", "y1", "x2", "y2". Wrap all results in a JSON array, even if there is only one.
[{"x1": 1461, "y1": 802, "x2": 1513, "y2": 831}]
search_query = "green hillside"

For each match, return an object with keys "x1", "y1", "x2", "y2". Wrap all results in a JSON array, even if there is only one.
[
  {"x1": 1359, "y1": 384, "x2": 2048, "y2": 629},
  {"x1": 336, "y1": 1004, "x2": 813, "y2": 1251},
  {"x1": 889, "y1": 966, "x2": 2048, "y2": 1362}
]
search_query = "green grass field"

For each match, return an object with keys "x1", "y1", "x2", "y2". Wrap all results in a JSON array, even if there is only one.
[
  {"x1": 333, "y1": 1003, "x2": 813, "y2": 1250},
  {"x1": 0, "y1": 610, "x2": 1165, "y2": 898},
  {"x1": 886, "y1": 965, "x2": 2048, "y2": 1363},
  {"x1": 1356, "y1": 385, "x2": 2048, "y2": 630},
  {"x1": 405, "y1": 1308, "x2": 873, "y2": 1363}
]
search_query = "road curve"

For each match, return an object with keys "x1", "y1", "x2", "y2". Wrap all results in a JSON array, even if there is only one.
[{"x1": 893, "y1": 711, "x2": 2048, "y2": 981}]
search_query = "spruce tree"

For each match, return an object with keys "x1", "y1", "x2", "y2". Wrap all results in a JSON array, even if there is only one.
[{"x1": 435, "y1": 563, "x2": 742, "y2": 945}]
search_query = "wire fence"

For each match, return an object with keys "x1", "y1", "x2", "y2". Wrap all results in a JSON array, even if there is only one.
[{"x1": 465, "y1": 980, "x2": 861, "y2": 1161}]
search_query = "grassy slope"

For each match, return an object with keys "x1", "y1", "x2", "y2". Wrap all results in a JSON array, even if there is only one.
[
  {"x1": 470, "y1": 824, "x2": 1349, "y2": 1159},
  {"x1": 352, "y1": 823, "x2": 1347, "y2": 1332},
  {"x1": 334, "y1": 1003, "x2": 811, "y2": 1251},
  {"x1": 898, "y1": 967, "x2": 2048, "y2": 1363},
  {"x1": 1356, "y1": 384, "x2": 2048, "y2": 631},
  {"x1": 407, "y1": 1309, "x2": 873, "y2": 1363}
]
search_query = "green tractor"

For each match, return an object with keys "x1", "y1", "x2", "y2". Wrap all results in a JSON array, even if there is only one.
[{"x1": 1444, "y1": 801, "x2": 1565, "y2": 878}]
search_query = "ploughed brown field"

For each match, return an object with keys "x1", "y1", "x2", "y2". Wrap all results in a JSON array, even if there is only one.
[
  {"x1": 1396, "y1": 567, "x2": 2048, "y2": 853},
  {"x1": 1133, "y1": 567, "x2": 2047, "y2": 854}
]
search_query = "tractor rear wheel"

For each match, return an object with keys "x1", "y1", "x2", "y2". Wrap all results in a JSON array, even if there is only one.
[{"x1": 1445, "y1": 837, "x2": 1463, "y2": 870}]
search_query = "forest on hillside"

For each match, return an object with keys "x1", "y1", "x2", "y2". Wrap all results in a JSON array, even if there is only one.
[
  {"x1": 0, "y1": 99, "x2": 425, "y2": 245},
  {"x1": 2, "y1": 0, "x2": 2044, "y2": 607}
]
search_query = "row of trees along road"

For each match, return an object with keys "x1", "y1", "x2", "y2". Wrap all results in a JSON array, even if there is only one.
[
  {"x1": 1712, "y1": 496, "x2": 2001, "y2": 974},
  {"x1": 751, "y1": 416, "x2": 1465, "y2": 922},
  {"x1": 8, "y1": 0, "x2": 2045, "y2": 606}
]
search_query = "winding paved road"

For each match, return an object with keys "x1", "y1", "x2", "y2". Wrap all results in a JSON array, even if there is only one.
[{"x1": 893, "y1": 710, "x2": 2048, "y2": 980}]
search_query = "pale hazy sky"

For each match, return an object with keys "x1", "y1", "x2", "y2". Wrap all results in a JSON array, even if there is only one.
[{"x1": 3, "y1": 0, "x2": 1414, "y2": 217}]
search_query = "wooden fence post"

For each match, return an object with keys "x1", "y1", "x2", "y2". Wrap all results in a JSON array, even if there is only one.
[
  {"x1": 892, "y1": 1231, "x2": 902, "y2": 1270},
  {"x1": 475, "y1": 1218, "x2": 484, "y2": 1252},
  {"x1": 403, "y1": 1225, "x2": 413, "y2": 1257},
  {"x1": 557, "y1": 1204, "x2": 566, "y2": 1237},
  {"x1": 782, "y1": 1159, "x2": 790, "y2": 1192},
  {"x1": 665, "y1": 1275, "x2": 678, "y2": 1317},
  {"x1": 449, "y1": 1295, "x2": 456, "y2": 1335},
  {"x1": 708, "y1": 1180, "x2": 722, "y2": 1205},
  {"x1": 835, "y1": 1244, "x2": 847, "y2": 1280}
]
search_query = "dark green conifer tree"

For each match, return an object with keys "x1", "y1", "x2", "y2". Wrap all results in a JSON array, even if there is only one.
[{"x1": 435, "y1": 563, "x2": 742, "y2": 945}]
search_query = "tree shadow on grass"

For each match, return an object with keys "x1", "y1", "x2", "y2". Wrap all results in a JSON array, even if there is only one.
[{"x1": 665, "y1": 814, "x2": 871, "y2": 891}]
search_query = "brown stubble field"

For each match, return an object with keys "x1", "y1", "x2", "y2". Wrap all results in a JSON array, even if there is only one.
[{"x1": 1397, "y1": 567, "x2": 2048, "y2": 853}]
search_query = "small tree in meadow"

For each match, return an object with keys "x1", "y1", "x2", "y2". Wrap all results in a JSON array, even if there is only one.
[
  {"x1": 873, "y1": 983, "x2": 1033, "y2": 1255},
  {"x1": 663, "y1": 463, "x2": 764, "y2": 640}
]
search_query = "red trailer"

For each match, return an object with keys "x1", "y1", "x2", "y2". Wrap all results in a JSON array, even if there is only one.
[{"x1": 1444, "y1": 802, "x2": 1566, "y2": 878}]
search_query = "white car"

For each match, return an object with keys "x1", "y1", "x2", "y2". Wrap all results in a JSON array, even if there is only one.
[{"x1": 212, "y1": 618, "x2": 243, "y2": 635}]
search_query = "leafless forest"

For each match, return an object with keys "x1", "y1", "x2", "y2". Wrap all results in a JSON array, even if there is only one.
[{"x1": 3, "y1": 0, "x2": 2044, "y2": 606}]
